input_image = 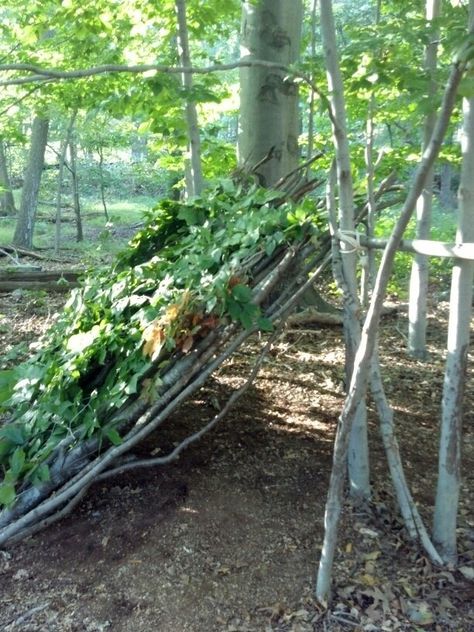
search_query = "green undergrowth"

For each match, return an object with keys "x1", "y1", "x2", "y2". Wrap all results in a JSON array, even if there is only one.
[
  {"x1": 0, "y1": 182, "x2": 321, "y2": 507},
  {"x1": 375, "y1": 206, "x2": 456, "y2": 297}
]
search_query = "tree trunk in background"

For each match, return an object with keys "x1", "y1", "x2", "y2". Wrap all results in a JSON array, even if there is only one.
[
  {"x1": 13, "y1": 117, "x2": 49, "y2": 248},
  {"x1": 69, "y1": 137, "x2": 83, "y2": 242},
  {"x1": 306, "y1": 0, "x2": 318, "y2": 169},
  {"x1": 439, "y1": 161, "x2": 457, "y2": 210},
  {"x1": 55, "y1": 112, "x2": 77, "y2": 254},
  {"x1": 97, "y1": 146, "x2": 109, "y2": 222},
  {"x1": 433, "y1": 0, "x2": 474, "y2": 562},
  {"x1": 408, "y1": 0, "x2": 441, "y2": 359},
  {"x1": 239, "y1": 0, "x2": 303, "y2": 187},
  {"x1": 175, "y1": 0, "x2": 204, "y2": 198},
  {"x1": 319, "y1": 0, "x2": 370, "y2": 503},
  {"x1": 0, "y1": 140, "x2": 16, "y2": 216}
]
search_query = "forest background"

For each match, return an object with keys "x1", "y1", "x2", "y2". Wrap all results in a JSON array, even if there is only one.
[{"x1": 0, "y1": 0, "x2": 473, "y2": 630}]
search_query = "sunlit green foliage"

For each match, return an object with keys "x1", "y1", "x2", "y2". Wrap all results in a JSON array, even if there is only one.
[{"x1": 0, "y1": 183, "x2": 320, "y2": 506}]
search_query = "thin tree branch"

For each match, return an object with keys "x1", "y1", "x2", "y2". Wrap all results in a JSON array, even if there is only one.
[
  {"x1": 98, "y1": 326, "x2": 280, "y2": 480},
  {"x1": 316, "y1": 56, "x2": 466, "y2": 606},
  {"x1": 0, "y1": 60, "x2": 289, "y2": 86},
  {"x1": 0, "y1": 59, "x2": 339, "y2": 130}
]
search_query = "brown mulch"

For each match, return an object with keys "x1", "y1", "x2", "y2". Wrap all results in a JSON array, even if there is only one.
[{"x1": 0, "y1": 288, "x2": 473, "y2": 632}]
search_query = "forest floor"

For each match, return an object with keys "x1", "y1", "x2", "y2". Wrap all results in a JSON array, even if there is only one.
[{"x1": 0, "y1": 274, "x2": 473, "y2": 632}]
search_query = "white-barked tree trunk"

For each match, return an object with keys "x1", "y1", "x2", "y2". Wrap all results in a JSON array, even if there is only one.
[
  {"x1": 239, "y1": 0, "x2": 303, "y2": 187},
  {"x1": 408, "y1": 0, "x2": 442, "y2": 359},
  {"x1": 432, "y1": 0, "x2": 474, "y2": 563}
]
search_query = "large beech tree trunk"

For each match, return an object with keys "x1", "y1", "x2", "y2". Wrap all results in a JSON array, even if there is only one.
[
  {"x1": 408, "y1": 0, "x2": 441, "y2": 359},
  {"x1": 239, "y1": 0, "x2": 302, "y2": 186},
  {"x1": 433, "y1": 0, "x2": 474, "y2": 562},
  {"x1": 12, "y1": 117, "x2": 49, "y2": 248}
]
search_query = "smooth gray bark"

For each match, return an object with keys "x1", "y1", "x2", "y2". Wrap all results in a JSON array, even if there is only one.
[
  {"x1": 12, "y1": 117, "x2": 49, "y2": 248},
  {"x1": 239, "y1": 0, "x2": 303, "y2": 186},
  {"x1": 306, "y1": 0, "x2": 318, "y2": 168},
  {"x1": 316, "y1": 55, "x2": 465, "y2": 604},
  {"x1": 433, "y1": 3, "x2": 474, "y2": 560},
  {"x1": 0, "y1": 140, "x2": 16, "y2": 215},
  {"x1": 362, "y1": 0, "x2": 381, "y2": 303},
  {"x1": 319, "y1": 0, "x2": 370, "y2": 503},
  {"x1": 408, "y1": 0, "x2": 441, "y2": 359},
  {"x1": 175, "y1": 0, "x2": 204, "y2": 197},
  {"x1": 361, "y1": 235, "x2": 474, "y2": 260}
]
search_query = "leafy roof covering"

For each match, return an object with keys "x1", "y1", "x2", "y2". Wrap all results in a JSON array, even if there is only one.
[{"x1": 0, "y1": 182, "x2": 320, "y2": 507}]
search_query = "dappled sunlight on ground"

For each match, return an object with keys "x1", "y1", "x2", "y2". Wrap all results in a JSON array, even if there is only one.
[{"x1": 0, "y1": 292, "x2": 473, "y2": 631}]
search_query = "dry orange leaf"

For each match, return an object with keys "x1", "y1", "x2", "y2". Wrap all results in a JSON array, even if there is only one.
[
  {"x1": 143, "y1": 323, "x2": 166, "y2": 360},
  {"x1": 181, "y1": 335, "x2": 194, "y2": 353}
]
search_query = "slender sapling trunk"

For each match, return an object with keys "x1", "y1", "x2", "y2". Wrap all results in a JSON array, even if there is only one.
[
  {"x1": 408, "y1": 0, "x2": 442, "y2": 359},
  {"x1": 319, "y1": 0, "x2": 370, "y2": 503},
  {"x1": 433, "y1": 0, "x2": 474, "y2": 561}
]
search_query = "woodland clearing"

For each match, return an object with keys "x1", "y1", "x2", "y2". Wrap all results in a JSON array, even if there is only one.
[{"x1": 0, "y1": 278, "x2": 473, "y2": 632}]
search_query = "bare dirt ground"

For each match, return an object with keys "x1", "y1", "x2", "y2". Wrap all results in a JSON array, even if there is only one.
[{"x1": 0, "y1": 284, "x2": 473, "y2": 632}]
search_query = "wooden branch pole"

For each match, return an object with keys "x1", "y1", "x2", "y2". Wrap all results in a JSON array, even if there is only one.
[
  {"x1": 359, "y1": 236, "x2": 474, "y2": 261},
  {"x1": 433, "y1": 0, "x2": 474, "y2": 563},
  {"x1": 319, "y1": 0, "x2": 370, "y2": 506},
  {"x1": 315, "y1": 52, "x2": 466, "y2": 604},
  {"x1": 0, "y1": 270, "x2": 81, "y2": 292}
]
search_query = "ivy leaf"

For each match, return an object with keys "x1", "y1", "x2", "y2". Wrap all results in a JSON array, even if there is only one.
[
  {"x1": 0, "y1": 482, "x2": 16, "y2": 506},
  {"x1": 231, "y1": 284, "x2": 252, "y2": 303},
  {"x1": 240, "y1": 304, "x2": 259, "y2": 329},
  {"x1": 227, "y1": 299, "x2": 244, "y2": 323},
  {"x1": 32, "y1": 463, "x2": 50, "y2": 486},
  {"x1": 265, "y1": 239, "x2": 277, "y2": 256},
  {"x1": 0, "y1": 424, "x2": 26, "y2": 446},
  {"x1": 257, "y1": 317, "x2": 274, "y2": 332},
  {"x1": 125, "y1": 374, "x2": 139, "y2": 395},
  {"x1": 105, "y1": 428, "x2": 122, "y2": 446},
  {"x1": 177, "y1": 206, "x2": 205, "y2": 226},
  {"x1": 0, "y1": 369, "x2": 16, "y2": 408},
  {"x1": 10, "y1": 448, "x2": 25, "y2": 478}
]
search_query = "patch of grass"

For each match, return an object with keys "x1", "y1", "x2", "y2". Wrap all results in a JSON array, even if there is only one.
[
  {"x1": 0, "y1": 221, "x2": 14, "y2": 244},
  {"x1": 375, "y1": 203, "x2": 457, "y2": 298},
  {"x1": 0, "y1": 196, "x2": 156, "y2": 264},
  {"x1": 83, "y1": 196, "x2": 154, "y2": 225}
]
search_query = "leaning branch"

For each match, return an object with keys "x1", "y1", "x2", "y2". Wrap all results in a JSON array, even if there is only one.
[{"x1": 316, "y1": 56, "x2": 466, "y2": 605}]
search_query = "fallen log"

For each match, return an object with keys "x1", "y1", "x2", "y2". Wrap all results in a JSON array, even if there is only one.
[
  {"x1": 0, "y1": 245, "x2": 65, "y2": 263},
  {"x1": 287, "y1": 307, "x2": 343, "y2": 326},
  {"x1": 0, "y1": 270, "x2": 82, "y2": 292}
]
